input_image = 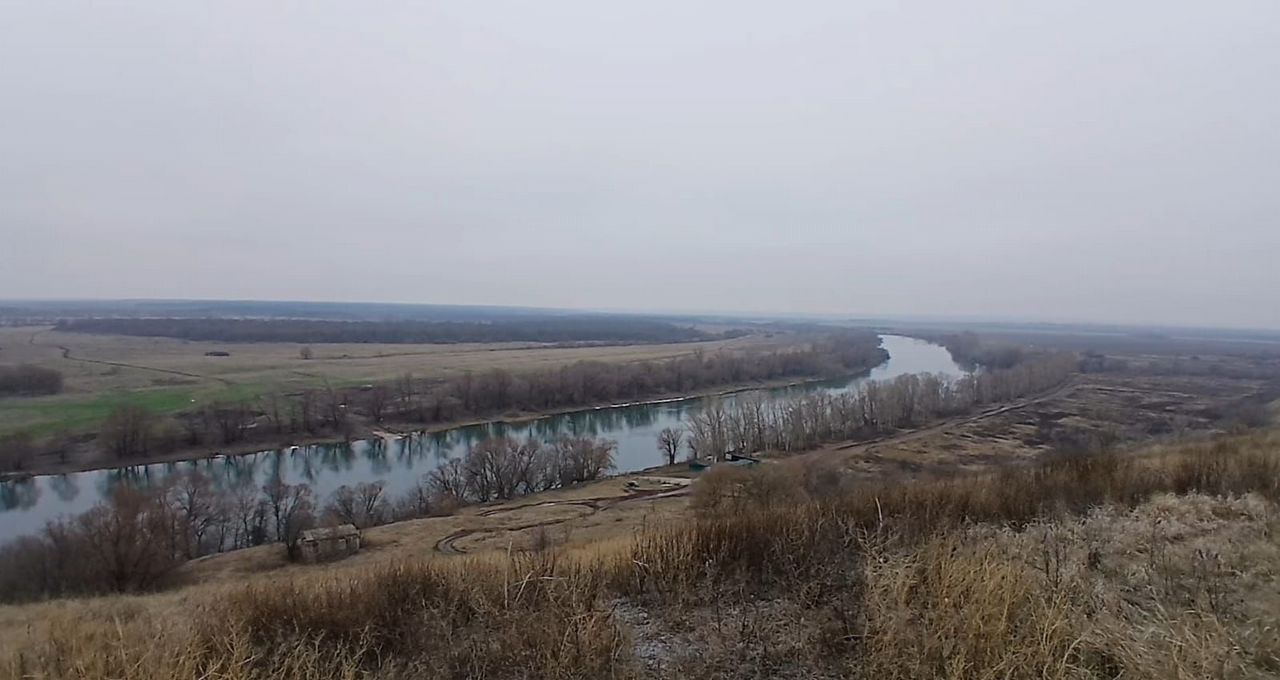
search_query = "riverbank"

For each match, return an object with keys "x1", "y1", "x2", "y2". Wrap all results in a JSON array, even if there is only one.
[{"x1": 3, "y1": 369, "x2": 876, "y2": 479}]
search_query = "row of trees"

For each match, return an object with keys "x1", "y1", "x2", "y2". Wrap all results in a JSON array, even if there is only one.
[
  {"x1": 0, "y1": 434, "x2": 616, "y2": 601},
  {"x1": 0, "y1": 474, "x2": 326, "y2": 600},
  {"x1": 929, "y1": 331, "x2": 1027, "y2": 369},
  {"x1": 661, "y1": 352, "x2": 1078, "y2": 461},
  {"x1": 81, "y1": 333, "x2": 885, "y2": 462},
  {"x1": 0, "y1": 364, "x2": 63, "y2": 396},
  {"x1": 425, "y1": 435, "x2": 616, "y2": 504},
  {"x1": 367, "y1": 333, "x2": 885, "y2": 426},
  {"x1": 55, "y1": 317, "x2": 721, "y2": 344}
]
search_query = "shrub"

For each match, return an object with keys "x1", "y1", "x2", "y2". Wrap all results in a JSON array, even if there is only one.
[{"x1": 0, "y1": 364, "x2": 63, "y2": 396}]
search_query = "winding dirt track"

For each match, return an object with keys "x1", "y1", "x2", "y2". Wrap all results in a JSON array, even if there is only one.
[
  {"x1": 431, "y1": 378, "x2": 1086, "y2": 556},
  {"x1": 433, "y1": 488, "x2": 686, "y2": 555},
  {"x1": 833, "y1": 377, "x2": 1082, "y2": 454},
  {"x1": 57, "y1": 344, "x2": 234, "y2": 385},
  {"x1": 29, "y1": 331, "x2": 234, "y2": 386}
]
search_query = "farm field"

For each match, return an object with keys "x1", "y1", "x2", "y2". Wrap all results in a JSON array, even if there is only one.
[{"x1": 0, "y1": 326, "x2": 777, "y2": 438}]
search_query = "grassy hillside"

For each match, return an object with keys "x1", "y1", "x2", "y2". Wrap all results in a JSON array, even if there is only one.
[{"x1": 4, "y1": 428, "x2": 1277, "y2": 679}]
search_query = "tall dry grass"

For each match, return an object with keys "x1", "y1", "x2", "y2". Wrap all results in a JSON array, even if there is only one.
[{"x1": 5, "y1": 429, "x2": 1279, "y2": 679}]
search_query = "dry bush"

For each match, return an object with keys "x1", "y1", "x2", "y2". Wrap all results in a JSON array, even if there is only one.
[
  {"x1": 204, "y1": 555, "x2": 627, "y2": 679},
  {"x1": 0, "y1": 486, "x2": 184, "y2": 601},
  {"x1": 855, "y1": 534, "x2": 1085, "y2": 680},
  {"x1": 690, "y1": 464, "x2": 805, "y2": 513},
  {"x1": 5, "y1": 429, "x2": 1280, "y2": 679}
]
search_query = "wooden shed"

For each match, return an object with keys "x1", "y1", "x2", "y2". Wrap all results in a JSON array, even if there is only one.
[{"x1": 298, "y1": 524, "x2": 361, "y2": 563}]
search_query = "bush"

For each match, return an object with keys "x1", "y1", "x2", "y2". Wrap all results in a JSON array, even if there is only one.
[
  {"x1": 6, "y1": 430, "x2": 1280, "y2": 678},
  {"x1": 0, "y1": 364, "x2": 63, "y2": 396},
  {"x1": 0, "y1": 487, "x2": 183, "y2": 601}
]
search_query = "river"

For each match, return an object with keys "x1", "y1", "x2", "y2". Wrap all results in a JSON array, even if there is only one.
[{"x1": 0, "y1": 335, "x2": 964, "y2": 545}]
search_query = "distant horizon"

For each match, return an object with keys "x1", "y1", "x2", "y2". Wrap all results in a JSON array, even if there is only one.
[{"x1": 4, "y1": 296, "x2": 1279, "y2": 335}]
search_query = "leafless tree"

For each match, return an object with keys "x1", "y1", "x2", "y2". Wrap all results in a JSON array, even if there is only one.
[
  {"x1": 427, "y1": 457, "x2": 471, "y2": 503},
  {"x1": 100, "y1": 405, "x2": 155, "y2": 459},
  {"x1": 366, "y1": 385, "x2": 390, "y2": 423},
  {"x1": 166, "y1": 471, "x2": 226, "y2": 558},
  {"x1": 261, "y1": 480, "x2": 315, "y2": 560},
  {"x1": 550, "y1": 436, "x2": 616, "y2": 486},
  {"x1": 76, "y1": 487, "x2": 182, "y2": 593},
  {"x1": 0, "y1": 432, "x2": 35, "y2": 472},
  {"x1": 325, "y1": 481, "x2": 389, "y2": 528},
  {"x1": 657, "y1": 427, "x2": 684, "y2": 466}
]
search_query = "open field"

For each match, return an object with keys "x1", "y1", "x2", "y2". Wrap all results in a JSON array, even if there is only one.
[
  {"x1": 0, "y1": 327, "x2": 780, "y2": 438},
  {"x1": 817, "y1": 370, "x2": 1278, "y2": 480}
]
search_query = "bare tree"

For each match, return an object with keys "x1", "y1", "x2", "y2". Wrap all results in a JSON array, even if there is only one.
[
  {"x1": 463, "y1": 437, "x2": 523, "y2": 501},
  {"x1": 427, "y1": 457, "x2": 471, "y2": 506},
  {"x1": 550, "y1": 436, "x2": 616, "y2": 486},
  {"x1": 261, "y1": 480, "x2": 315, "y2": 560},
  {"x1": 325, "y1": 481, "x2": 389, "y2": 528},
  {"x1": 0, "y1": 431, "x2": 35, "y2": 472},
  {"x1": 687, "y1": 399, "x2": 729, "y2": 461},
  {"x1": 76, "y1": 487, "x2": 182, "y2": 593},
  {"x1": 657, "y1": 427, "x2": 684, "y2": 466},
  {"x1": 166, "y1": 471, "x2": 226, "y2": 558},
  {"x1": 100, "y1": 405, "x2": 155, "y2": 459},
  {"x1": 366, "y1": 385, "x2": 390, "y2": 423},
  {"x1": 258, "y1": 392, "x2": 285, "y2": 435}
]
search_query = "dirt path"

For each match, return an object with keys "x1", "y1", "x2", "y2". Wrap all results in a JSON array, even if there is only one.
[
  {"x1": 434, "y1": 487, "x2": 687, "y2": 555},
  {"x1": 832, "y1": 377, "x2": 1083, "y2": 455},
  {"x1": 432, "y1": 382, "x2": 1086, "y2": 556},
  {"x1": 30, "y1": 331, "x2": 234, "y2": 386}
]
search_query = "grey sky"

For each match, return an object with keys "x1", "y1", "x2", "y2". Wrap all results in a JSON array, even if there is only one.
[{"x1": 2, "y1": 2, "x2": 1277, "y2": 328}]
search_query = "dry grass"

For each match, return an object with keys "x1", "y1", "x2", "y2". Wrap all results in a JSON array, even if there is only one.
[
  {"x1": 815, "y1": 371, "x2": 1278, "y2": 483},
  {"x1": 0, "y1": 327, "x2": 775, "y2": 394},
  {"x1": 0, "y1": 326, "x2": 778, "y2": 438},
  {"x1": 4, "y1": 430, "x2": 1279, "y2": 679}
]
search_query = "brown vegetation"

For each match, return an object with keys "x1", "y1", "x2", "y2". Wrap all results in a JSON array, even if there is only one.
[
  {"x1": 4, "y1": 428, "x2": 1278, "y2": 678},
  {"x1": 1, "y1": 331, "x2": 887, "y2": 472},
  {"x1": 682, "y1": 351, "x2": 1076, "y2": 459},
  {"x1": 0, "y1": 434, "x2": 621, "y2": 602},
  {"x1": 55, "y1": 316, "x2": 723, "y2": 345},
  {"x1": 0, "y1": 363, "x2": 63, "y2": 396}
]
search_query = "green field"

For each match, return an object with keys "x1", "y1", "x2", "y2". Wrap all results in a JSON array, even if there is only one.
[
  {"x1": 0, "y1": 383, "x2": 270, "y2": 438},
  {"x1": 0, "y1": 327, "x2": 777, "y2": 440}
]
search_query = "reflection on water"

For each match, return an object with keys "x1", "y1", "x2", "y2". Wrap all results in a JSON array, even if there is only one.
[{"x1": 0, "y1": 335, "x2": 963, "y2": 544}]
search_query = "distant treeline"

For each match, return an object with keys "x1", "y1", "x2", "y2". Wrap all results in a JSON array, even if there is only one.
[
  {"x1": 2, "y1": 299, "x2": 596, "y2": 323},
  {"x1": 919, "y1": 331, "x2": 1027, "y2": 369},
  {"x1": 55, "y1": 317, "x2": 727, "y2": 345},
  {"x1": 0, "y1": 364, "x2": 63, "y2": 397},
  {"x1": 49, "y1": 333, "x2": 884, "y2": 466}
]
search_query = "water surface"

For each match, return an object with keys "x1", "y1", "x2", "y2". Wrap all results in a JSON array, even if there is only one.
[{"x1": 0, "y1": 335, "x2": 963, "y2": 545}]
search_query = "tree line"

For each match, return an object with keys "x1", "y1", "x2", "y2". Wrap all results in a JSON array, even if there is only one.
[
  {"x1": 660, "y1": 351, "x2": 1078, "y2": 462},
  {"x1": 42, "y1": 332, "x2": 885, "y2": 468},
  {"x1": 0, "y1": 433, "x2": 617, "y2": 602},
  {"x1": 926, "y1": 331, "x2": 1027, "y2": 369},
  {"x1": 0, "y1": 364, "x2": 63, "y2": 397},
  {"x1": 55, "y1": 316, "x2": 728, "y2": 344}
]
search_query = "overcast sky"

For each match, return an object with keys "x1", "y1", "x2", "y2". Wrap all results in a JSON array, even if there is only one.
[{"x1": 1, "y1": 2, "x2": 1277, "y2": 328}]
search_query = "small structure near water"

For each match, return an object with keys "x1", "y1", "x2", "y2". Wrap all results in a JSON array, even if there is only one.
[
  {"x1": 297, "y1": 524, "x2": 361, "y2": 563},
  {"x1": 688, "y1": 450, "x2": 760, "y2": 472}
]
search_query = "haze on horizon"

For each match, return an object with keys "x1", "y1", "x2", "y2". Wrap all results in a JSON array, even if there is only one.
[{"x1": 1, "y1": 2, "x2": 1277, "y2": 329}]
